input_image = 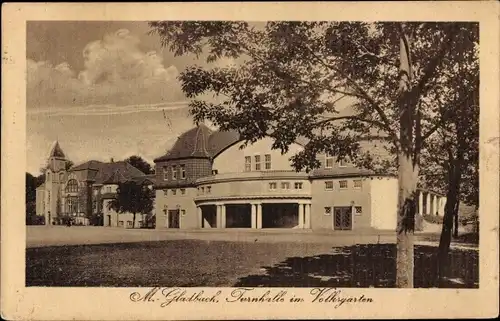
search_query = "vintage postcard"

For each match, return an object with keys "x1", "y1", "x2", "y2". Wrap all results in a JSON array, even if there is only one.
[{"x1": 1, "y1": 2, "x2": 499, "y2": 320}]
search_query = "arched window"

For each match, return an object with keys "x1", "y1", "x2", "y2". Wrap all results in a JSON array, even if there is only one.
[{"x1": 65, "y1": 179, "x2": 79, "y2": 193}]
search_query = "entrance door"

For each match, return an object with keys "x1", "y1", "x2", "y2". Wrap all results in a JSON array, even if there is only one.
[
  {"x1": 106, "y1": 215, "x2": 111, "y2": 226},
  {"x1": 333, "y1": 207, "x2": 352, "y2": 230},
  {"x1": 168, "y1": 210, "x2": 180, "y2": 228}
]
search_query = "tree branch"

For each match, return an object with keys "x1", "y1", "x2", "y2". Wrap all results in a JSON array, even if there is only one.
[{"x1": 314, "y1": 115, "x2": 387, "y2": 130}]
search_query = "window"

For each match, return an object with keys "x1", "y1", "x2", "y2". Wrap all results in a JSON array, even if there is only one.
[
  {"x1": 180, "y1": 165, "x2": 186, "y2": 179},
  {"x1": 339, "y1": 159, "x2": 347, "y2": 167},
  {"x1": 65, "y1": 179, "x2": 79, "y2": 193},
  {"x1": 353, "y1": 179, "x2": 362, "y2": 189},
  {"x1": 212, "y1": 169, "x2": 219, "y2": 175},
  {"x1": 206, "y1": 186, "x2": 211, "y2": 194},
  {"x1": 93, "y1": 201, "x2": 97, "y2": 213},
  {"x1": 59, "y1": 172, "x2": 64, "y2": 182},
  {"x1": 127, "y1": 221, "x2": 132, "y2": 227},
  {"x1": 281, "y1": 182, "x2": 290, "y2": 190},
  {"x1": 163, "y1": 204, "x2": 168, "y2": 215},
  {"x1": 181, "y1": 209, "x2": 186, "y2": 216},
  {"x1": 294, "y1": 182, "x2": 303, "y2": 190},
  {"x1": 47, "y1": 172, "x2": 51, "y2": 182},
  {"x1": 255, "y1": 155, "x2": 261, "y2": 171},
  {"x1": 324, "y1": 207, "x2": 332, "y2": 215},
  {"x1": 325, "y1": 154, "x2": 334, "y2": 168},
  {"x1": 180, "y1": 188, "x2": 186, "y2": 195},
  {"x1": 47, "y1": 191, "x2": 51, "y2": 203},
  {"x1": 339, "y1": 180, "x2": 348, "y2": 189},
  {"x1": 201, "y1": 187, "x2": 205, "y2": 194},
  {"x1": 355, "y1": 206, "x2": 363, "y2": 216},
  {"x1": 106, "y1": 186, "x2": 112, "y2": 193},
  {"x1": 163, "y1": 166, "x2": 168, "y2": 180},
  {"x1": 171, "y1": 189, "x2": 177, "y2": 196},
  {"x1": 265, "y1": 154, "x2": 271, "y2": 170},
  {"x1": 163, "y1": 189, "x2": 168, "y2": 196},
  {"x1": 172, "y1": 166, "x2": 177, "y2": 180},
  {"x1": 269, "y1": 182, "x2": 277, "y2": 190},
  {"x1": 244, "y1": 156, "x2": 252, "y2": 172},
  {"x1": 325, "y1": 181, "x2": 333, "y2": 190},
  {"x1": 118, "y1": 221, "x2": 124, "y2": 227}
]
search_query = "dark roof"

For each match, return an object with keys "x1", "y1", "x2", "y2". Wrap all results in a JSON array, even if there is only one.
[
  {"x1": 128, "y1": 174, "x2": 156, "y2": 185},
  {"x1": 154, "y1": 125, "x2": 308, "y2": 163},
  {"x1": 48, "y1": 141, "x2": 66, "y2": 159},
  {"x1": 70, "y1": 160, "x2": 145, "y2": 184}
]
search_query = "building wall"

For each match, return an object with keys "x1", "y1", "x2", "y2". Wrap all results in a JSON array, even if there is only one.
[
  {"x1": 212, "y1": 138, "x2": 304, "y2": 173},
  {"x1": 155, "y1": 187, "x2": 198, "y2": 228},
  {"x1": 36, "y1": 187, "x2": 45, "y2": 216},
  {"x1": 310, "y1": 177, "x2": 372, "y2": 230},
  {"x1": 102, "y1": 199, "x2": 144, "y2": 228},
  {"x1": 155, "y1": 158, "x2": 212, "y2": 189},
  {"x1": 370, "y1": 177, "x2": 398, "y2": 230}
]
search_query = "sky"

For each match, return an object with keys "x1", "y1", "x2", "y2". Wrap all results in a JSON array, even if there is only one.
[
  {"x1": 26, "y1": 21, "x2": 353, "y2": 175},
  {"x1": 26, "y1": 21, "x2": 228, "y2": 175}
]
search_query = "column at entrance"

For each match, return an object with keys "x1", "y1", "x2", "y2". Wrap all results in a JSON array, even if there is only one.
[
  {"x1": 425, "y1": 193, "x2": 431, "y2": 215},
  {"x1": 256, "y1": 203, "x2": 262, "y2": 229},
  {"x1": 418, "y1": 191, "x2": 423, "y2": 215},
  {"x1": 298, "y1": 202, "x2": 304, "y2": 228},
  {"x1": 221, "y1": 203, "x2": 226, "y2": 228},
  {"x1": 197, "y1": 206, "x2": 202, "y2": 228},
  {"x1": 251, "y1": 203, "x2": 257, "y2": 229},
  {"x1": 304, "y1": 203, "x2": 311, "y2": 229}
]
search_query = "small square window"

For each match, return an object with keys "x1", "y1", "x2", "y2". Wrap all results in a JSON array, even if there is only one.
[
  {"x1": 118, "y1": 221, "x2": 124, "y2": 227},
  {"x1": 212, "y1": 169, "x2": 219, "y2": 175},
  {"x1": 281, "y1": 182, "x2": 290, "y2": 190},
  {"x1": 325, "y1": 181, "x2": 333, "y2": 190},
  {"x1": 353, "y1": 180, "x2": 362, "y2": 189},
  {"x1": 206, "y1": 186, "x2": 211, "y2": 194},
  {"x1": 294, "y1": 182, "x2": 303, "y2": 190},
  {"x1": 324, "y1": 207, "x2": 332, "y2": 215},
  {"x1": 339, "y1": 180, "x2": 348, "y2": 189},
  {"x1": 269, "y1": 182, "x2": 277, "y2": 190},
  {"x1": 201, "y1": 187, "x2": 205, "y2": 194},
  {"x1": 355, "y1": 206, "x2": 362, "y2": 215},
  {"x1": 127, "y1": 221, "x2": 133, "y2": 227},
  {"x1": 180, "y1": 188, "x2": 186, "y2": 195},
  {"x1": 181, "y1": 209, "x2": 186, "y2": 216},
  {"x1": 172, "y1": 189, "x2": 177, "y2": 196},
  {"x1": 163, "y1": 189, "x2": 168, "y2": 196}
]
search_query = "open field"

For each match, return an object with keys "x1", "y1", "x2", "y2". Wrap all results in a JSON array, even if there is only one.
[{"x1": 26, "y1": 227, "x2": 478, "y2": 288}]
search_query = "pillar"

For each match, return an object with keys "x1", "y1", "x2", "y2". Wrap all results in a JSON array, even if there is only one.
[
  {"x1": 298, "y1": 202, "x2": 304, "y2": 228},
  {"x1": 433, "y1": 195, "x2": 439, "y2": 216},
  {"x1": 439, "y1": 197, "x2": 447, "y2": 216},
  {"x1": 197, "y1": 206, "x2": 202, "y2": 228},
  {"x1": 304, "y1": 203, "x2": 311, "y2": 229},
  {"x1": 425, "y1": 193, "x2": 431, "y2": 215},
  {"x1": 256, "y1": 203, "x2": 262, "y2": 229},
  {"x1": 221, "y1": 204, "x2": 226, "y2": 228},
  {"x1": 418, "y1": 191, "x2": 423, "y2": 215},
  {"x1": 216, "y1": 204, "x2": 221, "y2": 228},
  {"x1": 251, "y1": 203, "x2": 257, "y2": 229}
]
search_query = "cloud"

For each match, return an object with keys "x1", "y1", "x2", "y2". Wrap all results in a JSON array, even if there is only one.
[{"x1": 27, "y1": 29, "x2": 185, "y2": 109}]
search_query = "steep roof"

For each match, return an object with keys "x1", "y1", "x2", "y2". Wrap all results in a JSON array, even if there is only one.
[
  {"x1": 155, "y1": 124, "x2": 213, "y2": 162},
  {"x1": 48, "y1": 141, "x2": 66, "y2": 159},
  {"x1": 70, "y1": 160, "x2": 145, "y2": 184}
]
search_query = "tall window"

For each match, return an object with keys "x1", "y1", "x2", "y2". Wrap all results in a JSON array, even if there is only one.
[
  {"x1": 172, "y1": 165, "x2": 177, "y2": 180},
  {"x1": 339, "y1": 159, "x2": 347, "y2": 167},
  {"x1": 59, "y1": 172, "x2": 64, "y2": 182},
  {"x1": 325, "y1": 154, "x2": 334, "y2": 168},
  {"x1": 65, "y1": 179, "x2": 79, "y2": 193},
  {"x1": 244, "y1": 156, "x2": 251, "y2": 172},
  {"x1": 265, "y1": 154, "x2": 272, "y2": 170},
  {"x1": 180, "y1": 165, "x2": 186, "y2": 179},
  {"x1": 180, "y1": 188, "x2": 186, "y2": 195},
  {"x1": 163, "y1": 166, "x2": 168, "y2": 180},
  {"x1": 339, "y1": 180, "x2": 348, "y2": 189},
  {"x1": 254, "y1": 155, "x2": 261, "y2": 171},
  {"x1": 269, "y1": 182, "x2": 277, "y2": 190}
]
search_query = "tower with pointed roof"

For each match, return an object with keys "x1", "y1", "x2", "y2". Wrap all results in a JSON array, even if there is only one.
[{"x1": 43, "y1": 140, "x2": 69, "y2": 225}]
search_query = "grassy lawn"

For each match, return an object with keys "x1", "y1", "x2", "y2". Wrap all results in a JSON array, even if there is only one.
[{"x1": 26, "y1": 240, "x2": 478, "y2": 288}]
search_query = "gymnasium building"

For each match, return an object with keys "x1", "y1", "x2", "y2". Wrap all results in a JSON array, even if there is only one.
[{"x1": 153, "y1": 124, "x2": 446, "y2": 231}]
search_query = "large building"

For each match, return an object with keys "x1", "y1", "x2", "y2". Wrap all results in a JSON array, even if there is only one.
[
  {"x1": 36, "y1": 141, "x2": 154, "y2": 227},
  {"x1": 153, "y1": 124, "x2": 446, "y2": 231}
]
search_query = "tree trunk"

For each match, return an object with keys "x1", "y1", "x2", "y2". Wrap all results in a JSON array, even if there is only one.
[
  {"x1": 436, "y1": 166, "x2": 461, "y2": 285},
  {"x1": 453, "y1": 203, "x2": 459, "y2": 238},
  {"x1": 132, "y1": 212, "x2": 136, "y2": 229},
  {"x1": 396, "y1": 153, "x2": 419, "y2": 288}
]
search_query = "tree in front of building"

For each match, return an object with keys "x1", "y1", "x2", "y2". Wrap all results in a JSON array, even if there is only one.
[
  {"x1": 124, "y1": 155, "x2": 155, "y2": 174},
  {"x1": 149, "y1": 21, "x2": 478, "y2": 287},
  {"x1": 107, "y1": 181, "x2": 154, "y2": 228}
]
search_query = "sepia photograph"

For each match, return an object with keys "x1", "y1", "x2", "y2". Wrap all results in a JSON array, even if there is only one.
[
  {"x1": 2, "y1": 2, "x2": 499, "y2": 320},
  {"x1": 25, "y1": 20, "x2": 479, "y2": 288}
]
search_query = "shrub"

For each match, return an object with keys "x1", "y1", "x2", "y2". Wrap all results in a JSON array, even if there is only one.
[
  {"x1": 423, "y1": 214, "x2": 443, "y2": 224},
  {"x1": 28, "y1": 215, "x2": 46, "y2": 225}
]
